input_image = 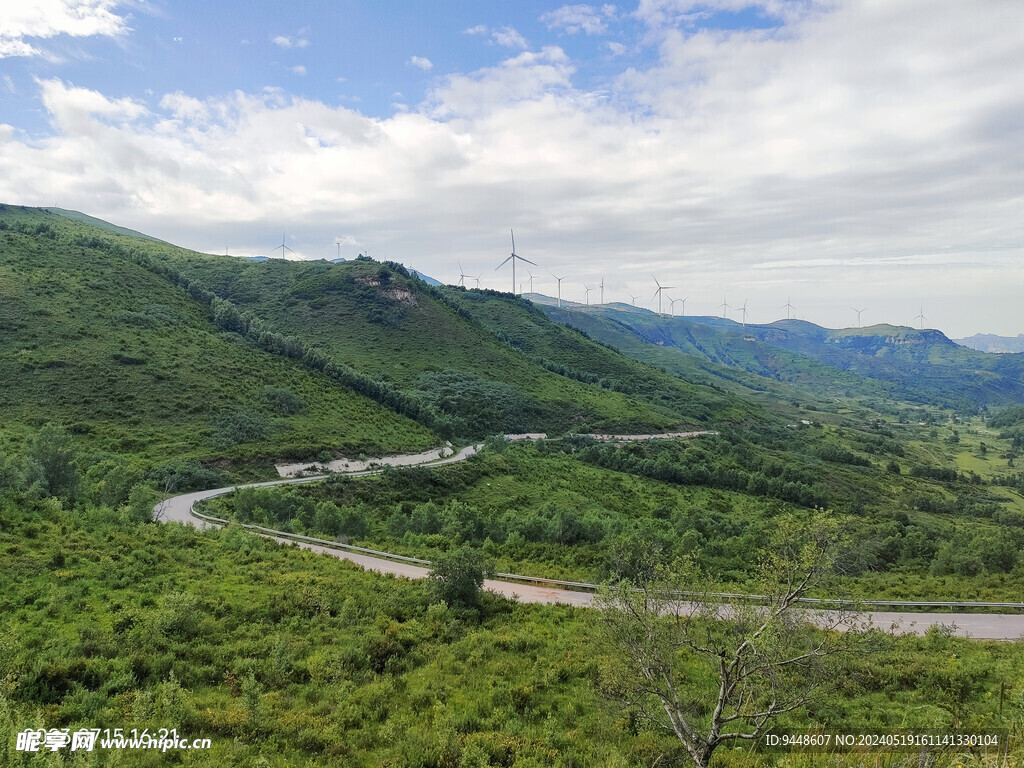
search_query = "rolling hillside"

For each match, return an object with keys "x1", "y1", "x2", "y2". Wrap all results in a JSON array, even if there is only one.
[
  {"x1": 147, "y1": 247, "x2": 764, "y2": 434},
  {"x1": 538, "y1": 301, "x2": 1024, "y2": 412},
  {"x1": 0, "y1": 205, "x2": 775, "y2": 465},
  {"x1": 0, "y1": 205, "x2": 436, "y2": 464}
]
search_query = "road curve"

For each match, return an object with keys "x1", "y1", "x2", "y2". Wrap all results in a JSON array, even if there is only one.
[{"x1": 155, "y1": 446, "x2": 1024, "y2": 640}]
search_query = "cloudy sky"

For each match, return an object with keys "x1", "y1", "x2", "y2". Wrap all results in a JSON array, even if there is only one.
[{"x1": 1, "y1": 0, "x2": 1022, "y2": 336}]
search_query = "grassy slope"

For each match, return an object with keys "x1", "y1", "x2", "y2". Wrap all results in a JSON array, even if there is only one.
[
  {"x1": 4, "y1": 495, "x2": 1023, "y2": 767},
  {"x1": 0, "y1": 206, "x2": 435, "y2": 463},
  {"x1": 156, "y1": 251, "x2": 752, "y2": 434},
  {"x1": 442, "y1": 289, "x2": 762, "y2": 425},
  {"x1": 541, "y1": 305, "x2": 896, "y2": 405},
  {"x1": 543, "y1": 305, "x2": 1024, "y2": 410}
]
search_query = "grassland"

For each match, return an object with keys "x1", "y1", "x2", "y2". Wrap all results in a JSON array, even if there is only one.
[
  {"x1": 3, "y1": 489, "x2": 1024, "y2": 767},
  {"x1": 0, "y1": 206, "x2": 436, "y2": 468},
  {"x1": 201, "y1": 430, "x2": 1024, "y2": 601},
  {"x1": 5, "y1": 203, "x2": 1024, "y2": 764}
]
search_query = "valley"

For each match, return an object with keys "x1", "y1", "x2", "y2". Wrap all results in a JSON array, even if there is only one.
[{"x1": 3, "y1": 205, "x2": 1024, "y2": 766}]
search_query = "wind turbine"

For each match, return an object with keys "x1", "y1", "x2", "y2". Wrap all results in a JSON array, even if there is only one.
[
  {"x1": 272, "y1": 233, "x2": 294, "y2": 258},
  {"x1": 599, "y1": 277, "x2": 605, "y2": 305},
  {"x1": 652, "y1": 275, "x2": 674, "y2": 315},
  {"x1": 720, "y1": 297, "x2": 730, "y2": 319},
  {"x1": 495, "y1": 229, "x2": 536, "y2": 295},
  {"x1": 527, "y1": 270, "x2": 536, "y2": 294},
  {"x1": 668, "y1": 296, "x2": 686, "y2": 316},
  {"x1": 914, "y1": 305, "x2": 926, "y2": 330},
  {"x1": 782, "y1": 297, "x2": 795, "y2": 320},
  {"x1": 738, "y1": 299, "x2": 749, "y2": 327},
  {"x1": 458, "y1": 262, "x2": 469, "y2": 287},
  {"x1": 626, "y1": 290, "x2": 639, "y2": 307},
  {"x1": 472, "y1": 276, "x2": 481, "y2": 289},
  {"x1": 548, "y1": 271, "x2": 567, "y2": 308},
  {"x1": 584, "y1": 284, "x2": 595, "y2": 306},
  {"x1": 851, "y1": 306, "x2": 867, "y2": 328}
]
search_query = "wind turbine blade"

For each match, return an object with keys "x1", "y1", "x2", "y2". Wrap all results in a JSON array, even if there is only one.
[
  {"x1": 510, "y1": 229, "x2": 516, "y2": 254},
  {"x1": 651, "y1": 274, "x2": 661, "y2": 288},
  {"x1": 517, "y1": 256, "x2": 538, "y2": 266},
  {"x1": 496, "y1": 255, "x2": 513, "y2": 269}
]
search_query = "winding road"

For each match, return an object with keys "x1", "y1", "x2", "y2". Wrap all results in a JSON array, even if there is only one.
[{"x1": 155, "y1": 443, "x2": 1024, "y2": 640}]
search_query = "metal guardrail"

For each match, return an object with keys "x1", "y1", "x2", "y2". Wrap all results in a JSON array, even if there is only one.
[{"x1": 187, "y1": 496, "x2": 1024, "y2": 611}]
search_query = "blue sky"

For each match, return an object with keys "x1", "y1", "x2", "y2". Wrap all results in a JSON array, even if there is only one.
[{"x1": 2, "y1": 1, "x2": 1023, "y2": 336}]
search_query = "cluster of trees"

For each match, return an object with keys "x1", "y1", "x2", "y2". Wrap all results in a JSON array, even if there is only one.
[
  {"x1": 414, "y1": 370, "x2": 540, "y2": 437},
  {"x1": 0, "y1": 425, "x2": 155, "y2": 522},
  {"x1": 565, "y1": 440, "x2": 832, "y2": 509}
]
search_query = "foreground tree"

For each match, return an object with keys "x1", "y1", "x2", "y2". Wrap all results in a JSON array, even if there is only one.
[
  {"x1": 427, "y1": 544, "x2": 492, "y2": 610},
  {"x1": 595, "y1": 515, "x2": 869, "y2": 768}
]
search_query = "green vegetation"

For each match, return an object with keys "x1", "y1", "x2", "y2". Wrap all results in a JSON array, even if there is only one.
[
  {"x1": 541, "y1": 305, "x2": 1024, "y2": 412},
  {"x1": 0, "y1": 205, "x2": 436, "y2": 473},
  {"x1": 155, "y1": 248, "x2": 761, "y2": 435},
  {"x1": 5, "y1": 203, "x2": 1024, "y2": 764},
  {"x1": 4, "y1": 452, "x2": 1024, "y2": 766},
  {"x1": 202, "y1": 433, "x2": 1024, "y2": 600}
]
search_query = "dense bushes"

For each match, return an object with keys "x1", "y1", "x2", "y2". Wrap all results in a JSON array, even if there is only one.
[{"x1": 415, "y1": 370, "x2": 541, "y2": 437}]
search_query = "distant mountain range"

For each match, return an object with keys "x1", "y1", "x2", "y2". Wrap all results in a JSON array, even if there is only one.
[
  {"x1": 954, "y1": 333, "x2": 1024, "y2": 353},
  {"x1": 529, "y1": 295, "x2": 1024, "y2": 411}
]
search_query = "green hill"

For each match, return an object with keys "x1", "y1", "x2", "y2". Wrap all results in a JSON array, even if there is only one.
[
  {"x1": 0, "y1": 204, "x2": 773, "y2": 469},
  {"x1": 147, "y1": 248, "x2": 762, "y2": 435},
  {"x1": 0, "y1": 205, "x2": 436, "y2": 465},
  {"x1": 539, "y1": 303, "x2": 1024, "y2": 412}
]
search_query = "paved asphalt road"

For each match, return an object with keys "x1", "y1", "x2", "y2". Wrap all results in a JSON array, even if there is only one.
[{"x1": 155, "y1": 446, "x2": 1024, "y2": 641}]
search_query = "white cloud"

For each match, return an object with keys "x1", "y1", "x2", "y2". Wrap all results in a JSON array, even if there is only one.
[
  {"x1": 3, "y1": 2, "x2": 1024, "y2": 334},
  {"x1": 463, "y1": 25, "x2": 529, "y2": 50},
  {"x1": 272, "y1": 34, "x2": 309, "y2": 49},
  {"x1": 491, "y1": 26, "x2": 528, "y2": 49},
  {"x1": 0, "y1": 0, "x2": 129, "y2": 58},
  {"x1": 541, "y1": 4, "x2": 617, "y2": 35},
  {"x1": 407, "y1": 55, "x2": 433, "y2": 71},
  {"x1": 290, "y1": 65, "x2": 307, "y2": 76},
  {"x1": 634, "y1": 0, "x2": 821, "y2": 31},
  {"x1": 605, "y1": 41, "x2": 626, "y2": 55}
]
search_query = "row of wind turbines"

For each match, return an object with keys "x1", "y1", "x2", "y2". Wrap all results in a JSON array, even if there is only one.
[
  {"x1": 264, "y1": 232, "x2": 930, "y2": 331},
  {"x1": 461, "y1": 230, "x2": 932, "y2": 331}
]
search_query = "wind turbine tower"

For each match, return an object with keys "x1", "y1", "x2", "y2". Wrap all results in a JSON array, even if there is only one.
[
  {"x1": 652, "y1": 275, "x2": 674, "y2": 315},
  {"x1": 600, "y1": 277, "x2": 605, "y2": 306},
  {"x1": 272, "y1": 234, "x2": 294, "y2": 259},
  {"x1": 851, "y1": 306, "x2": 867, "y2": 328},
  {"x1": 495, "y1": 229, "x2": 536, "y2": 295},
  {"x1": 548, "y1": 271, "x2": 566, "y2": 308}
]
